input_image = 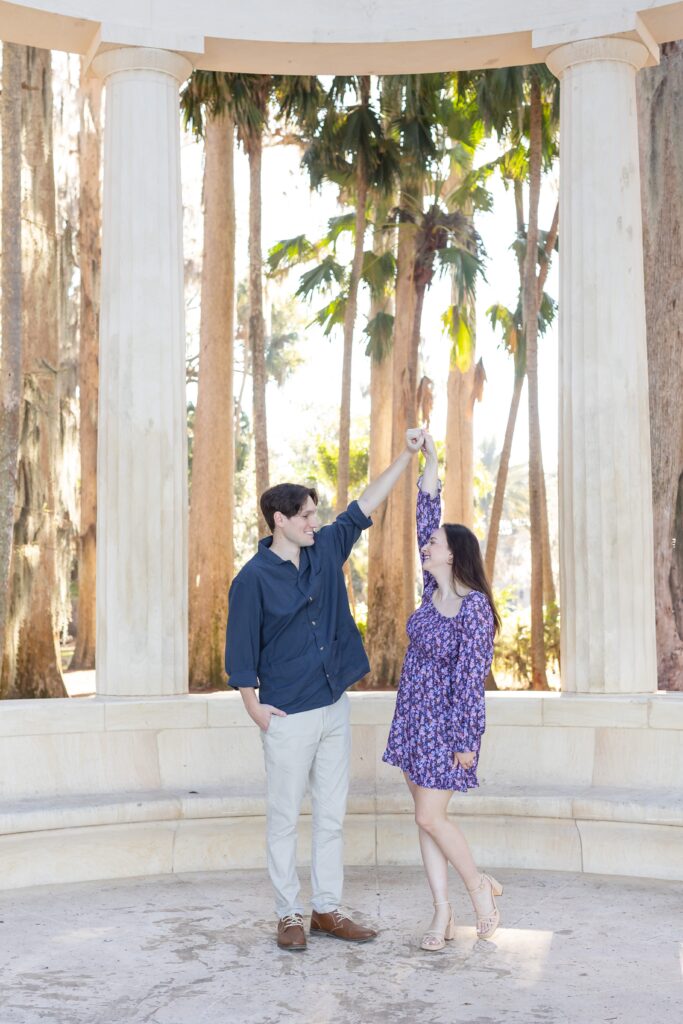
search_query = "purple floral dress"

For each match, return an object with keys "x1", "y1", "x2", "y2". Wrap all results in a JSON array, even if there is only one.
[{"x1": 382, "y1": 483, "x2": 495, "y2": 791}]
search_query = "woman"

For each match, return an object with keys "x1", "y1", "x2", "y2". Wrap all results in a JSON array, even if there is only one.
[{"x1": 382, "y1": 431, "x2": 503, "y2": 951}]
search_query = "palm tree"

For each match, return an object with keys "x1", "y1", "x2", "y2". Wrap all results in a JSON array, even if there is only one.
[
  {"x1": 70, "y1": 60, "x2": 101, "y2": 672},
  {"x1": 300, "y1": 75, "x2": 398, "y2": 514},
  {"x1": 181, "y1": 72, "x2": 237, "y2": 690},
  {"x1": 364, "y1": 204, "x2": 397, "y2": 686},
  {"x1": 404, "y1": 185, "x2": 482, "y2": 383},
  {"x1": 229, "y1": 74, "x2": 324, "y2": 536},
  {"x1": 0, "y1": 43, "x2": 23, "y2": 686},
  {"x1": 441, "y1": 89, "x2": 490, "y2": 525},
  {"x1": 386, "y1": 73, "x2": 449, "y2": 626},
  {"x1": 235, "y1": 76, "x2": 272, "y2": 536},
  {"x1": 523, "y1": 69, "x2": 548, "y2": 688},
  {"x1": 486, "y1": 255, "x2": 558, "y2": 585},
  {"x1": 458, "y1": 65, "x2": 559, "y2": 688}
]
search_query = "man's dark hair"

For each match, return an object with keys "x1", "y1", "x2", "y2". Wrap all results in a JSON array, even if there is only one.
[{"x1": 260, "y1": 483, "x2": 319, "y2": 533}]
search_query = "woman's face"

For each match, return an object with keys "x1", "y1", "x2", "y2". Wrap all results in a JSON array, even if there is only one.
[{"x1": 421, "y1": 527, "x2": 453, "y2": 572}]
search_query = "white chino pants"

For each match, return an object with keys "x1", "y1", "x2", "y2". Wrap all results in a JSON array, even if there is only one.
[{"x1": 261, "y1": 692, "x2": 351, "y2": 918}]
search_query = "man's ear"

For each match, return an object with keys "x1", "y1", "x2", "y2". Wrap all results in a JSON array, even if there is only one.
[{"x1": 273, "y1": 510, "x2": 284, "y2": 530}]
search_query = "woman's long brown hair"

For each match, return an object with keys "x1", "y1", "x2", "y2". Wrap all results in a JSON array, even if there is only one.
[{"x1": 443, "y1": 523, "x2": 501, "y2": 633}]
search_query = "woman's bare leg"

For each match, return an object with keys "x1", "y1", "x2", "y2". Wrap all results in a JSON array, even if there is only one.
[
  {"x1": 404, "y1": 774, "x2": 452, "y2": 935},
  {"x1": 412, "y1": 784, "x2": 495, "y2": 920}
]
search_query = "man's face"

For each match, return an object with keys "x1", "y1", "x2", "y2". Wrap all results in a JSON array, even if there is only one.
[{"x1": 274, "y1": 496, "x2": 319, "y2": 548}]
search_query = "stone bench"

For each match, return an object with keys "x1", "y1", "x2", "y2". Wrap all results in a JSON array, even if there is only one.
[{"x1": 0, "y1": 692, "x2": 681, "y2": 889}]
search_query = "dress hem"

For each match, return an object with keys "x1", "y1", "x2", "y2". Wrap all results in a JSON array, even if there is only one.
[{"x1": 381, "y1": 753, "x2": 479, "y2": 793}]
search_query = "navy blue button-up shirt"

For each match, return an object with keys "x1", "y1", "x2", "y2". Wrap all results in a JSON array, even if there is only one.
[{"x1": 224, "y1": 500, "x2": 373, "y2": 714}]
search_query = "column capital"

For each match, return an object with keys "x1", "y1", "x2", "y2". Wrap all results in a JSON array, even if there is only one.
[
  {"x1": 91, "y1": 46, "x2": 192, "y2": 85},
  {"x1": 547, "y1": 37, "x2": 651, "y2": 79}
]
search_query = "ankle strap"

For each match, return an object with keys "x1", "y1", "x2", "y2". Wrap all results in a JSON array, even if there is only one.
[{"x1": 433, "y1": 900, "x2": 451, "y2": 907}]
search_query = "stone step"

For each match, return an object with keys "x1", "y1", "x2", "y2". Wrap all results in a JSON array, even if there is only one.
[{"x1": 2, "y1": 782, "x2": 681, "y2": 836}]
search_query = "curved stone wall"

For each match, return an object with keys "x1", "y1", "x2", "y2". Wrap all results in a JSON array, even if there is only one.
[{"x1": 1, "y1": 692, "x2": 681, "y2": 890}]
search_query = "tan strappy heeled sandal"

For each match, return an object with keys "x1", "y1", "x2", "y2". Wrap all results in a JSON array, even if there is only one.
[
  {"x1": 468, "y1": 873, "x2": 504, "y2": 940},
  {"x1": 420, "y1": 900, "x2": 457, "y2": 951}
]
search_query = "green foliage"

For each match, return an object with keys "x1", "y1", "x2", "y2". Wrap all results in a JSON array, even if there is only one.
[
  {"x1": 301, "y1": 75, "x2": 399, "y2": 198},
  {"x1": 180, "y1": 71, "x2": 235, "y2": 136},
  {"x1": 487, "y1": 288, "x2": 556, "y2": 377},
  {"x1": 441, "y1": 305, "x2": 474, "y2": 372},
  {"x1": 267, "y1": 235, "x2": 318, "y2": 276},
  {"x1": 473, "y1": 457, "x2": 495, "y2": 537},
  {"x1": 315, "y1": 438, "x2": 369, "y2": 491},
  {"x1": 364, "y1": 311, "x2": 394, "y2": 360},
  {"x1": 313, "y1": 294, "x2": 347, "y2": 336},
  {"x1": 274, "y1": 75, "x2": 326, "y2": 136},
  {"x1": 295, "y1": 255, "x2": 345, "y2": 299},
  {"x1": 494, "y1": 599, "x2": 561, "y2": 685},
  {"x1": 235, "y1": 408, "x2": 251, "y2": 474},
  {"x1": 186, "y1": 401, "x2": 196, "y2": 485},
  {"x1": 326, "y1": 212, "x2": 359, "y2": 244},
  {"x1": 265, "y1": 332, "x2": 302, "y2": 386},
  {"x1": 361, "y1": 248, "x2": 396, "y2": 299}
]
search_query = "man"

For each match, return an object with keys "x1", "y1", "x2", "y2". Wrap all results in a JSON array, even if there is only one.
[{"x1": 225, "y1": 428, "x2": 425, "y2": 950}]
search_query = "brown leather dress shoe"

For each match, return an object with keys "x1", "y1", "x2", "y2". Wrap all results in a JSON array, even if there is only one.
[
  {"x1": 310, "y1": 909, "x2": 377, "y2": 942},
  {"x1": 277, "y1": 913, "x2": 307, "y2": 950}
]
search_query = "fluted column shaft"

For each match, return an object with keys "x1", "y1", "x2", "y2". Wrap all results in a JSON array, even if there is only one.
[
  {"x1": 92, "y1": 48, "x2": 192, "y2": 696},
  {"x1": 548, "y1": 38, "x2": 657, "y2": 693}
]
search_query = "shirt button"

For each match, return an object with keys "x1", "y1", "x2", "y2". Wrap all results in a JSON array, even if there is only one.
[
  {"x1": 308, "y1": 596, "x2": 313, "y2": 603},
  {"x1": 311, "y1": 620, "x2": 317, "y2": 626},
  {"x1": 319, "y1": 645, "x2": 325, "y2": 651}
]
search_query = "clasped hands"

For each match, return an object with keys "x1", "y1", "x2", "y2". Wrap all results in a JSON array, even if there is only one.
[{"x1": 405, "y1": 427, "x2": 436, "y2": 458}]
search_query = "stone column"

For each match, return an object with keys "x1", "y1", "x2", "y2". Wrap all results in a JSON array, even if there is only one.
[
  {"x1": 92, "y1": 48, "x2": 192, "y2": 697},
  {"x1": 547, "y1": 38, "x2": 658, "y2": 693}
]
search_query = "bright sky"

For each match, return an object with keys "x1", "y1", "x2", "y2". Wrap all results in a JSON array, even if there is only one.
[{"x1": 182, "y1": 130, "x2": 560, "y2": 482}]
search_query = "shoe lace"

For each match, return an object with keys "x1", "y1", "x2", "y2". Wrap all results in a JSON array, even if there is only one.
[
  {"x1": 329, "y1": 906, "x2": 353, "y2": 925},
  {"x1": 281, "y1": 913, "x2": 303, "y2": 928}
]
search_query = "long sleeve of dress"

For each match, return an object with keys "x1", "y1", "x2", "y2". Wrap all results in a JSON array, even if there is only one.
[
  {"x1": 452, "y1": 593, "x2": 494, "y2": 752},
  {"x1": 416, "y1": 478, "x2": 442, "y2": 602}
]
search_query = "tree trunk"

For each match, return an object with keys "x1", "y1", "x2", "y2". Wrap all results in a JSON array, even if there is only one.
[
  {"x1": 444, "y1": 325, "x2": 475, "y2": 527},
  {"x1": 70, "y1": 63, "x2": 101, "y2": 671},
  {"x1": 485, "y1": 372, "x2": 524, "y2": 583},
  {"x1": 248, "y1": 133, "x2": 269, "y2": 536},
  {"x1": 637, "y1": 43, "x2": 683, "y2": 690},
  {"x1": 0, "y1": 43, "x2": 24, "y2": 689},
  {"x1": 2, "y1": 47, "x2": 67, "y2": 698},
  {"x1": 378, "y1": 193, "x2": 418, "y2": 685},
  {"x1": 539, "y1": 450, "x2": 556, "y2": 606},
  {"x1": 524, "y1": 73, "x2": 548, "y2": 690},
  {"x1": 188, "y1": 112, "x2": 236, "y2": 691},
  {"x1": 389, "y1": 196, "x2": 418, "y2": 632},
  {"x1": 537, "y1": 200, "x2": 559, "y2": 609},
  {"x1": 366, "y1": 216, "x2": 398, "y2": 687},
  {"x1": 443, "y1": 161, "x2": 476, "y2": 526},
  {"x1": 336, "y1": 77, "x2": 370, "y2": 516}
]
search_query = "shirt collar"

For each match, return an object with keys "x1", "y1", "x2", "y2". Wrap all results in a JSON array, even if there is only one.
[{"x1": 256, "y1": 535, "x2": 311, "y2": 573}]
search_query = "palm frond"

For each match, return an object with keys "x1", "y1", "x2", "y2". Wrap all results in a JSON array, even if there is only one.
[
  {"x1": 267, "y1": 235, "x2": 317, "y2": 276},
  {"x1": 296, "y1": 255, "x2": 346, "y2": 299},
  {"x1": 364, "y1": 311, "x2": 394, "y2": 360}
]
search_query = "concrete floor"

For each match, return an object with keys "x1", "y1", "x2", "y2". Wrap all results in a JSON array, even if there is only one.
[{"x1": 1, "y1": 866, "x2": 681, "y2": 1024}]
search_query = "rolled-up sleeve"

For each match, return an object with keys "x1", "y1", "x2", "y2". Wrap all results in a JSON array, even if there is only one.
[
  {"x1": 318, "y1": 499, "x2": 373, "y2": 565},
  {"x1": 225, "y1": 574, "x2": 262, "y2": 689}
]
